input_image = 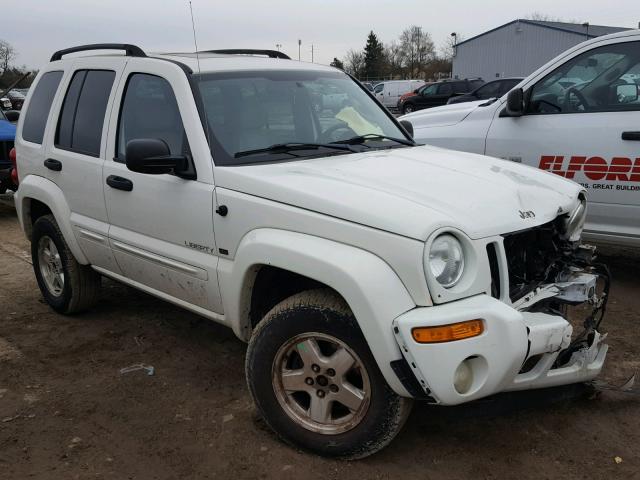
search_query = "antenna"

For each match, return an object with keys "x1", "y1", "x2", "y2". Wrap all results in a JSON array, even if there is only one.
[
  {"x1": 187, "y1": 1, "x2": 220, "y2": 206},
  {"x1": 188, "y1": 1, "x2": 202, "y2": 73}
]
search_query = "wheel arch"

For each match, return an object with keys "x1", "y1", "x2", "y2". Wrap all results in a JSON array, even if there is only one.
[
  {"x1": 218, "y1": 228, "x2": 417, "y2": 396},
  {"x1": 15, "y1": 175, "x2": 89, "y2": 264}
]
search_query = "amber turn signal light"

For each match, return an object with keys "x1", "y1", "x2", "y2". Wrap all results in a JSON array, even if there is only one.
[{"x1": 411, "y1": 319, "x2": 484, "y2": 344}]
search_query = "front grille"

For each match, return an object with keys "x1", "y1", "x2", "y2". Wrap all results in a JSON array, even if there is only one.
[
  {"x1": 486, "y1": 242, "x2": 501, "y2": 299},
  {"x1": 501, "y1": 222, "x2": 560, "y2": 302}
]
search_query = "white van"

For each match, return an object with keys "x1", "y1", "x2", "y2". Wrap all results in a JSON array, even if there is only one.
[{"x1": 373, "y1": 80, "x2": 425, "y2": 109}]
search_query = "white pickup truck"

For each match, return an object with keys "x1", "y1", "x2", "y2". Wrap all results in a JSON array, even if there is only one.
[
  {"x1": 402, "y1": 29, "x2": 640, "y2": 247},
  {"x1": 14, "y1": 44, "x2": 609, "y2": 458}
]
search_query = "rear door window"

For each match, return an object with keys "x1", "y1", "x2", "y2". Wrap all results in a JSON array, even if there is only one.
[
  {"x1": 21, "y1": 71, "x2": 63, "y2": 144},
  {"x1": 437, "y1": 83, "x2": 453, "y2": 95},
  {"x1": 55, "y1": 70, "x2": 115, "y2": 156}
]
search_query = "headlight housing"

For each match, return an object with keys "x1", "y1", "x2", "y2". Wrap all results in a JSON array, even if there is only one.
[
  {"x1": 564, "y1": 197, "x2": 587, "y2": 242},
  {"x1": 427, "y1": 234, "x2": 465, "y2": 288}
]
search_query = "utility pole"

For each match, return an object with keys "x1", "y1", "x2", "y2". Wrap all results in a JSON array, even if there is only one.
[
  {"x1": 450, "y1": 32, "x2": 457, "y2": 79},
  {"x1": 298, "y1": 39, "x2": 301, "y2": 61},
  {"x1": 583, "y1": 22, "x2": 589, "y2": 40},
  {"x1": 311, "y1": 44, "x2": 314, "y2": 63}
]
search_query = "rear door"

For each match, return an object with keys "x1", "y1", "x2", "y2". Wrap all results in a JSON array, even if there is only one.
[
  {"x1": 102, "y1": 61, "x2": 223, "y2": 314},
  {"x1": 485, "y1": 38, "x2": 640, "y2": 244},
  {"x1": 45, "y1": 58, "x2": 125, "y2": 273}
]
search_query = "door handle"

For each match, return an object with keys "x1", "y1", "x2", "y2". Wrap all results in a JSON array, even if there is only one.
[
  {"x1": 106, "y1": 175, "x2": 133, "y2": 192},
  {"x1": 621, "y1": 131, "x2": 640, "y2": 141},
  {"x1": 44, "y1": 158, "x2": 62, "y2": 171}
]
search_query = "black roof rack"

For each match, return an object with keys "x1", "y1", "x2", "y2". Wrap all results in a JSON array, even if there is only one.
[
  {"x1": 50, "y1": 43, "x2": 146, "y2": 62},
  {"x1": 202, "y1": 49, "x2": 290, "y2": 60}
]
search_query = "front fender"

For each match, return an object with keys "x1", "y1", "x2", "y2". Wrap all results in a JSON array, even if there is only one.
[
  {"x1": 218, "y1": 228, "x2": 417, "y2": 396},
  {"x1": 15, "y1": 175, "x2": 88, "y2": 264}
]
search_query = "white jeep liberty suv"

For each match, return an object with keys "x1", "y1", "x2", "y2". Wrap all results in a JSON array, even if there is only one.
[{"x1": 14, "y1": 44, "x2": 609, "y2": 458}]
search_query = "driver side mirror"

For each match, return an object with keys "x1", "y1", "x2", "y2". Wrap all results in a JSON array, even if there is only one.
[
  {"x1": 616, "y1": 84, "x2": 638, "y2": 104},
  {"x1": 504, "y1": 88, "x2": 524, "y2": 117},
  {"x1": 4, "y1": 110, "x2": 19, "y2": 122},
  {"x1": 125, "y1": 138, "x2": 189, "y2": 176}
]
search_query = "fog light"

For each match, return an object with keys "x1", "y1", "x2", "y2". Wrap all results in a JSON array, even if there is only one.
[{"x1": 454, "y1": 359, "x2": 474, "y2": 394}]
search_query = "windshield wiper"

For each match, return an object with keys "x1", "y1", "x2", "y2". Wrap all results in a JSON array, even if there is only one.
[
  {"x1": 235, "y1": 142, "x2": 355, "y2": 158},
  {"x1": 334, "y1": 134, "x2": 415, "y2": 147}
]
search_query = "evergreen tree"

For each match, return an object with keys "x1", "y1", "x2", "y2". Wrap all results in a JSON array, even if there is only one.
[{"x1": 363, "y1": 31, "x2": 385, "y2": 79}]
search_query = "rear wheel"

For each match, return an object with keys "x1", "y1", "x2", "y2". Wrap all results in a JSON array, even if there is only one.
[
  {"x1": 31, "y1": 214, "x2": 101, "y2": 314},
  {"x1": 246, "y1": 289, "x2": 412, "y2": 459}
]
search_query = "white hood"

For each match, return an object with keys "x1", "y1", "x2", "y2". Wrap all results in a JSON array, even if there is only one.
[
  {"x1": 216, "y1": 145, "x2": 583, "y2": 241},
  {"x1": 400, "y1": 100, "x2": 487, "y2": 128}
]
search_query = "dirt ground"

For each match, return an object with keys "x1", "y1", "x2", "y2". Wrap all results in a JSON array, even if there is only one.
[{"x1": 1, "y1": 195, "x2": 639, "y2": 480}]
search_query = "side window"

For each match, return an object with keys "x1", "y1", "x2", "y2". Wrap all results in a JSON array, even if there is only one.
[
  {"x1": 56, "y1": 70, "x2": 115, "y2": 156},
  {"x1": 528, "y1": 41, "x2": 640, "y2": 114},
  {"x1": 373, "y1": 83, "x2": 384, "y2": 94},
  {"x1": 437, "y1": 83, "x2": 453, "y2": 95},
  {"x1": 422, "y1": 84, "x2": 438, "y2": 96},
  {"x1": 21, "y1": 71, "x2": 63, "y2": 144},
  {"x1": 117, "y1": 73, "x2": 189, "y2": 161}
]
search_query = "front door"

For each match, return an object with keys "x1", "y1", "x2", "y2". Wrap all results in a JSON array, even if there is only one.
[
  {"x1": 486, "y1": 39, "x2": 640, "y2": 243},
  {"x1": 102, "y1": 63, "x2": 223, "y2": 313}
]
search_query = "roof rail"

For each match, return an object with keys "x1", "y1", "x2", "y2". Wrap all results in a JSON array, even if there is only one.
[
  {"x1": 203, "y1": 49, "x2": 290, "y2": 60},
  {"x1": 50, "y1": 43, "x2": 146, "y2": 62}
]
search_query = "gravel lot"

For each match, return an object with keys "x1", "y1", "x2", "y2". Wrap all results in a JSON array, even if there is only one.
[{"x1": 1, "y1": 195, "x2": 639, "y2": 479}]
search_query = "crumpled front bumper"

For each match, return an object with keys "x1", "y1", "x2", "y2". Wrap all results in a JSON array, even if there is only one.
[{"x1": 392, "y1": 294, "x2": 608, "y2": 405}]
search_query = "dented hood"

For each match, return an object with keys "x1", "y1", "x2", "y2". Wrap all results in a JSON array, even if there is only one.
[
  {"x1": 216, "y1": 145, "x2": 583, "y2": 241},
  {"x1": 399, "y1": 100, "x2": 486, "y2": 128}
]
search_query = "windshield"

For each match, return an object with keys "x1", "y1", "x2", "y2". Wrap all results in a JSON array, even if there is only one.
[{"x1": 195, "y1": 70, "x2": 411, "y2": 165}]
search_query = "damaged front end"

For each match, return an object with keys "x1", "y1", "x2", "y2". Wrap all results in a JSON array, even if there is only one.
[{"x1": 499, "y1": 200, "x2": 611, "y2": 391}]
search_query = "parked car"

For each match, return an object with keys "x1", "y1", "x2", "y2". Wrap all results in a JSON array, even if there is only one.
[
  {"x1": 447, "y1": 78, "x2": 523, "y2": 105},
  {"x1": 401, "y1": 29, "x2": 640, "y2": 247},
  {"x1": 0, "y1": 96, "x2": 11, "y2": 110},
  {"x1": 0, "y1": 108, "x2": 17, "y2": 193},
  {"x1": 360, "y1": 81, "x2": 375, "y2": 92},
  {"x1": 396, "y1": 82, "x2": 434, "y2": 110},
  {"x1": 373, "y1": 79, "x2": 425, "y2": 109},
  {"x1": 5, "y1": 89, "x2": 26, "y2": 110},
  {"x1": 15, "y1": 44, "x2": 609, "y2": 459},
  {"x1": 399, "y1": 78, "x2": 484, "y2": 114}
]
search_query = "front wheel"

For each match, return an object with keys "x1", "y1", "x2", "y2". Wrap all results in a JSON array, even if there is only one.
[
  {"x1": 246, "y1": 289, "x2": 412, "y2": 459},
  {"x1": 402, "y1": 103, "x2": 415, "y2": 114}
]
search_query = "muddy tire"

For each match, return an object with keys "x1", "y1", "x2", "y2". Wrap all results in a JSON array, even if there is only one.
[
  {"x1": 31, "y1": 214, "x2": 101, "y2": 314},
  {"x1": 246, "y1": 289, "x2": 412, "y2": 459}
]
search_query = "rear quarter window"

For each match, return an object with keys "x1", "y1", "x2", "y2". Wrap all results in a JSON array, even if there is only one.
[{"x1": 21, "y1": 71, "x2": 63, "y2": 144}]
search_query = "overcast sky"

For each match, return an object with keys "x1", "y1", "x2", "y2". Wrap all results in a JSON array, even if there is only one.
[{"x1": 5, "y1": 0, "x2": 640, "y2": 69}]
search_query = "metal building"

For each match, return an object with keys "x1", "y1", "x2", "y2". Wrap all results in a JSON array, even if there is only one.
[{"x1": 452, "y1": 19, "x2": 629, "y2": 81}]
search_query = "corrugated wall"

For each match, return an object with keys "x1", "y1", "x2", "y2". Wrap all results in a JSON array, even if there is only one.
[{"x1": 452, "y1": 22, "x2": 588, "y2": 80}]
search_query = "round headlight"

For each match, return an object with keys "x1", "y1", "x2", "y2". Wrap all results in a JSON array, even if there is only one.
[
  {"x1": 564, "y1": 199, "x2": 587, "y2": 242},
  {"x1": 428, "y1": 234, "x2": 465, "y2": 288}
]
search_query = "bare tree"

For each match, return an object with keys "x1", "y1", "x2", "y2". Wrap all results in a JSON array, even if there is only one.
[
  {"x1": 398, "y1": 26, "x2": 435, "y2": 78},
  {"x1": 439, "y1": 34, "x2": 464, "y2": 61},
  {"x1": 384, "y1": 41, "x2": 404, "y2": 78},
  {"x1": 343, "y1": 49, "x2": 365, "y2": 78},
  {"x1": 0, "y1": 40, "x2": 16, "y2": 74},
  {"x1": 524, "y1": 12, "x2": 577, "y2": 22}
]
